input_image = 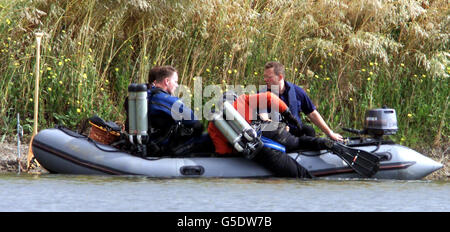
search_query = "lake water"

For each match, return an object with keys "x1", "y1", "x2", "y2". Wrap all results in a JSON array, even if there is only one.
[{"x1": 0, "y1": 173, "x2": 449, "y2": 212}]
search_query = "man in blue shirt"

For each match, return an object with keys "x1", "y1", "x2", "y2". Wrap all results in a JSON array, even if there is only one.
[{"x1": 263, "y1": 61, "x2": 343, "y2": 142}]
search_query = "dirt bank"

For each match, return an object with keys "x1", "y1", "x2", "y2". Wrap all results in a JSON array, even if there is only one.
[
  {"x1": 0, "y1": 141, "x2": 448, "y2": 180},
  {"x1": 0, "y1": 142, "x2": 48, "y2": 174}
]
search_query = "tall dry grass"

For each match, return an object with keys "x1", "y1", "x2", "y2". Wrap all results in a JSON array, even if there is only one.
[{"x1": 0, "y1": 0, "x2": 448, "y2": 149}]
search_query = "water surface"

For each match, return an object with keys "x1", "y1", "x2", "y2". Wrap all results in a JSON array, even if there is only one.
[{"x1": 0, "y1": 174, "x2": 448, "y2": 212}]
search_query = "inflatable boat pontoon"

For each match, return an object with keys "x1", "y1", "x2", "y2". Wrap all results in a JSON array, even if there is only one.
[{"x1": 32, "y1": 127, "x2": 442, "y2": 180}]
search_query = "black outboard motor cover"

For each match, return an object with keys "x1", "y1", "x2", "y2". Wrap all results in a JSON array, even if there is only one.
[{"x1": 364, "y1": 107, "x2": 398, "y2": 136}]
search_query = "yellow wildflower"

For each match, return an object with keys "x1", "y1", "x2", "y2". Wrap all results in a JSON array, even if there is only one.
[
  {"x1": 47, "y1": 67, "x2": 52, "y2": 71},
  {"x1": 314, "y1": 75, "x2": 319, "y2": 79},
  {"x1": 83, "y1": 73, "x2": 87, "y2": 79},
  {"x1": 58, "y1": 61, "x2": 63, "y2": 66},
  {"x1": 361, "y1": 69, "x2": 366, "y2": 72},
  {"x1": 319, "y1": 65, "x2": 323, "y2": 69},
  {"x1": 59, "y1": 81, "x2": 63, "y2": 85},
  {"x1": 115, "y1": 68, "x2": 119, "y2": 72},
  {"x1": 228, "y1": 70, "x2": 232, "y2": 74},
  {"x1": 254, "y1": 72, "x2": 258, "y2": 75},
  {"x1": 76, "y1": 108, "x2": 81, "y2": 113},
  {"x1": 367, "y1": 77, "x2": 371, "y2": 81},
  {"x1": 400, "y1": 63, "x2": 405, "y2": 67},
  {"x1": 349, "y1": 97, "x2": 353, "y2": 101},
  {"x1": 48, "y1": 87, "x2": 52, "y2": 91},
  {"x1": 407, "y1": 113, "x2": 412, "y2": 118},
  {"x1": 369, "y1": 62, "x2": 374, "y2": 66},
  {"x1": 328, "y1": 52, "x2": 332, "y2": 57},
  {"x1": 206, "y1": 68, "x2": 210, "y2": 73},
  {"x1": 100, "y1": 88, "x2": 104, "y2": 91},
  {"x1": 369, "y1": 72, "x2": 373, "y2": 75},
  {"x1": 234, "y1": 69, "x2": 237, "y2": 73},
  {"x1": 29, "y1": 98, "x2": 33, "y2": 102}
]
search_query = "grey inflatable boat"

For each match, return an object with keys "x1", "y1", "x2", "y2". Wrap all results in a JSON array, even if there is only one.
[{"x1": 32, "y1": 126, "x2": 442, "y2": 180}]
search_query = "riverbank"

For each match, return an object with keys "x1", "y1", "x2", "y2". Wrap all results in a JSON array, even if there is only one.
[
  {"x1": 0, "y1": 141, "x2": 448, "y2": 180},
  {"x1": 0, "y1": 142, "x2": 48, "y2": 174}
]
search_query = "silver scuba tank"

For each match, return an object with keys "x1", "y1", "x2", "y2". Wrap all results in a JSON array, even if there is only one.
[
  {"x1": 127, "y1": 84, "x2": 138, "y2": 144},
  {"x1": 223, "y1": 101, "x2": 257, "y2": 141},
  {"x1": 213, "y1": 113, "x2": 244, "y2": 152},
  {"x1": 135, "y1": 84, "x2": 148, "y2": 145}
]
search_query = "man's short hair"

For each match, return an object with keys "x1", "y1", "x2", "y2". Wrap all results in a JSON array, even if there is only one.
[
  {"x1": 264, "y1": 61, "x2": 285, "y2": 77},
  {"x1": 149, "y1": 65, "x2": 177, "y2": 84}
]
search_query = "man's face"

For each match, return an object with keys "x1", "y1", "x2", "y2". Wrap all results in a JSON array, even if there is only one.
[
  {"x1": 166, "y1": 72, "x2": 179, "y2": 96},
  {"x1": 263, "y1": 67, "x2": 282, "y2": 91}
]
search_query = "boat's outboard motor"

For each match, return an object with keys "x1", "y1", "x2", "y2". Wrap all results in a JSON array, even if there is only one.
[
  {"x1": 364, "y1": 107, "x2": 398, "y2": 137},
  {"x1": 127, "y1": 83, "x2": 148, "y2": 157},
  {"x1": 343, "y1": 106, "x2": 398, "y2": 140}
]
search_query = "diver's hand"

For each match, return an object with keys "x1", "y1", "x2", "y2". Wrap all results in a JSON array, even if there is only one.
[{"x1": 328, "y1": 131, "x2": 344, "y2": 142}]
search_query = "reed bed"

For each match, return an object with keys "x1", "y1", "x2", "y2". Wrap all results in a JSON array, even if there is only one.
[{"x1": 0, "y1": 0, "x2": 448, "y2": 150}]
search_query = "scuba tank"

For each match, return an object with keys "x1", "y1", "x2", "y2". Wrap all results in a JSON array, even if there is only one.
[
  {"x1": 135, "y1": 84, "x2": 148, "y2": 145},
  {"x1": 127, "y1": 84, "x2": 138, "y2": 144},
  {"x1": 223, "y1": 101, "x2": 257, "y2": 142},
  {"x1": 127, "y1": 83, "x2": 148, "y2": 157},
  {"x1": 212, "y1": 99, "x2": 263, "y2": 159},
  {"x1": 212, "y1": 114, "x2": 244, "y2": 152}
]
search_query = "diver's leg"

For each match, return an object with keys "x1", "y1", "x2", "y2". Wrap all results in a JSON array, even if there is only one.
[{"x1": 252, "y1": 146, "x2": 312, "y2": 178}]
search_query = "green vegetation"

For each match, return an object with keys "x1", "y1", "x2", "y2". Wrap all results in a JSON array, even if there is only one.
[{"x1": 0, "y1": 0, "x2": 448, "y2": 150}]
